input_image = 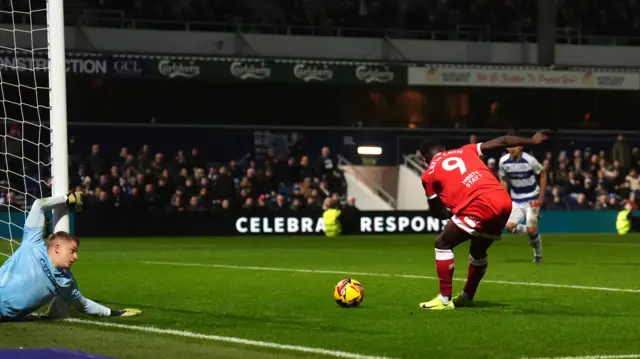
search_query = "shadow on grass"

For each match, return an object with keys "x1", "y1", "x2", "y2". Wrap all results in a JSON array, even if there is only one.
[
  {"x1": 90, "y1": 299, "x2": 388, "y2": 335},
  {"x1": 502, "y1": 258, "x2": 572, "y2": 265}
]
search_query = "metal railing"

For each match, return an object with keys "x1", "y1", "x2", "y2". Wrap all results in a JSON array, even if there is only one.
[
  {"x1": 338, "y1": 155, "x2": 396, "y2": 209},
  {"x1": 4, "y1": 7, "x2": 635, "y2": 46},
  {"x1": 3, "y1": 8, "x2": 624, "y2": 46},
  {"x1": 403, "y1": 154, "x2": 426, "y2": 176}
]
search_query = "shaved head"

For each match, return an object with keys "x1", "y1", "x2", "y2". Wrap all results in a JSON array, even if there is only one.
[{"x1": 47, "y1": 231, "x2": 80, "y2": 270}]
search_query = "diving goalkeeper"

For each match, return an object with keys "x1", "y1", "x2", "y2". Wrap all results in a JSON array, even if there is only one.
[{"x1": 0, "y1": 192, "x2": 141, "y2": 321}]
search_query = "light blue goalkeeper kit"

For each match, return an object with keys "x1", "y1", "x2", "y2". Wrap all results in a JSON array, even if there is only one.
[{"x1": 0, "y1": 196, "x2": 110, "y2": 319}]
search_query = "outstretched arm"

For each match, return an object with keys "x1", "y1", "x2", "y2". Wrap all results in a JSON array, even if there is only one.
[
  {"x1": 52, "y1": 274, "x2": 141, "y2": 318},
  {"x1": 22, "y1": 196, "x2": 69, "y2": 246},
  {"x1": 479, "y1": 130, "x2": 551, "y2": 153},
  {"x1": 68, "y1": 288, "x2": 112, "y2": 317},
  {"x1": 22, "y1": 192, "x2": 83, "y2": 246}
]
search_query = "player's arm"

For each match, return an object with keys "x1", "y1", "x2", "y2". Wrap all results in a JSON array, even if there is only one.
[
  {"x1": 498, "y1": 160, "x2": 510, "y2": 191},
  {"x1": 22, "y1": 193, "x2": 81, "y2": 245},
  {"x1": 422, "y1": 180, "x2": 452, "y2": 220},
  {"x1": 500, "y1": 178, "x2": 510, "y2": 191},
  {"x1": 531, "y1": 158, "x2": 547, "y2": 204},
  {"x1": 479, "y1": 130, "x2": 551, "y2": 153},
  {"x1": 428, "y1": 196, "x2": 452, "y2": 220},
  {"x1": 67, "y1": 289, "x2": 140, "y2": 317},
  {"x1": 23, "y1": 192, "x2": 83, "y2": 246},
  {"x1": 57, "y1": 276, "x2": 141, "y2": 318}
]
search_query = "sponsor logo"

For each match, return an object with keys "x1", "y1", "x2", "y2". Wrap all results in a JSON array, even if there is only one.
[
  {"x1": 158, "y1": 59, "x2": 200, "y2": 78},
  {"x1": 359, "y1": 216, "x2": 447, "y2": 233},
  {"x1": 236, "y1": 215, "x2": 445, "y2": 234},
  {"x1": 230, "y1": 61, "x2": 271, "y2": 80},
  {"x1": 439, "y1": 70, "x2": 472, "y2": 84},
  {"x1": 0, "y1": 56, "x2": 107, "y2": 74},
  {"x1": 113, "y1": 59, "x2": 142, "y2": 76},
  {"x1": 355, "y1": 65, "x2": 395, "y2": 83},
  {"x1": 594, "y1": 74, "x2": 627, "y2": 87},
  {"x1": 235, "y1": 217, "x2": 325, "y2": 234},
  {"x1": 40, "y1": 258, "x2": 60, "y2": 292},
  {"x1": 293, "y1": 64, "x2": 333, "y2": 82},
  {"x1": 414, "y1": 67, "x2": 639, "y2": 90}
]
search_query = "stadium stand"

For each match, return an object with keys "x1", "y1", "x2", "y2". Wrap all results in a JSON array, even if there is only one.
[
  {"x1": 9, "y1": 0, "x2": 634, "y2": 42},
  {"x1": 406, "y1": 133, "x2": 640, "y2": 211},
  {"x1": 2, "y1": 134, "x2": 639, "y2": 213},
  {"x1": 0, "y1": 140, "x2": 348, "y2": 214}
]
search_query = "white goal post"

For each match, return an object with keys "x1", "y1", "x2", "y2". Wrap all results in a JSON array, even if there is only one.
[
  {"x1": 48, "y1": 0, "x2": 70, "y2": 234},
  {"x1": 0, "y1": 0, "x2": 70, "y2": 256}
]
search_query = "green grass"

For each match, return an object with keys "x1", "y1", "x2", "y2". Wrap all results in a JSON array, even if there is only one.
[{"x1": 2, "y1": 234, "x2": 640, "y2": 359}]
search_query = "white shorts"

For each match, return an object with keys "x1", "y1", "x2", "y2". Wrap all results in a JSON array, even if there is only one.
[{"x1": 507, "y1": 201, "x2": 540, "y2": 228}]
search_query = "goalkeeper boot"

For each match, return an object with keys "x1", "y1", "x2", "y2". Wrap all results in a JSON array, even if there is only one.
[
  {"x1": 419, "y1": 295, "x2": 454, "y2": 310},
  {"x1": 452, "y1": 292, "x2": 475, "y2": 308}
]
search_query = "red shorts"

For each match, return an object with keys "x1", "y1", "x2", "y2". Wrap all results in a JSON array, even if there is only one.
[{"x1": 450, "y1": 190, "x2": 512, "y2": 240}]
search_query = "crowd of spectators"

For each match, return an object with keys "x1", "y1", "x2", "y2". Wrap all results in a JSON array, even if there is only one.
[
  {"x1": 479, "y1": 134, "x2": 640, "y2": 211},
  {"x1": 64, "y1": 133, "x2": 640, "y2": 213},
  {"x1": 0, "y1": 139, "x2": 349, "y2": 215},
  {"x1": 56, "y1": 0, "x2": 640, "y2": 40},
  {"x1": 2, "y1": 131, "x2": 640, "y2": 213}
]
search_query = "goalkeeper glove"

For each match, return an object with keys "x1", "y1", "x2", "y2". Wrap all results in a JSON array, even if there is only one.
[
  {"x1": 66, "y1": 191, "x2": 84, "y2": 212},
  {"x1": 110, "y1": 308, "x2": 142, "y2": 317}
]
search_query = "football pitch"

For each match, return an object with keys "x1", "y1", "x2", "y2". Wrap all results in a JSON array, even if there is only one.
[{"x1": 1, "y1": 234, "x2": 640, "y2": 359}]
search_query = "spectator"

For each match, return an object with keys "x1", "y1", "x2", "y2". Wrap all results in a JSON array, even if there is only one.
[
  {"x1": 595, "y1": 194, "x2": 610, "y2": 210},
  {"x1": 546, "y1": 195, "x2": 568, "y2": 210},
  {"x1": 626, "y1": 169, "x2": 640, "y2": 191},
  {"x1": 316, "y1": 146, "x2": 336, "y2": 179},
  {"x1": 86, "y1": 144, "x2": 105, "y2": 180},
  {"x1": 274, "y1": 194, "x2": 288, "y2": 211},
  {"x1": 299, "y1": 156, "x2": 313, "y2": 181},
  {"x1": 568, "y1": 193, "x2": 591, "y2": 210},
  {"x1": 613, "y1": 135, "x2": 632, "y2": 171}
]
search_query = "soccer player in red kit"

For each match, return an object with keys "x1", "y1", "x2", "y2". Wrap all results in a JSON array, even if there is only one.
[{"x1": 418, "y1": 130, "x2": 550, "y2": 310}]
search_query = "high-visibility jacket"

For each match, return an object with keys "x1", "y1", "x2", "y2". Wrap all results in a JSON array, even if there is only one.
[
  {"x1": 323, "y1": 208, "x2": 342, "y2": 237},
  {"x1": 617, "y1": 209, "x2": 632, "y2": 235}
]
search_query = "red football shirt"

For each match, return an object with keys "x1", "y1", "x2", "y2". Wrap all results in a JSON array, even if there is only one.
[{"x1": 421, "y1": 143, "x2": 505, "y2": 214}]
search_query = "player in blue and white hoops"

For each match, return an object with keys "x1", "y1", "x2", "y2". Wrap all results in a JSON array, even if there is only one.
[{"x1": 498, "y1": 134, "x2": 547, "y2": 264}]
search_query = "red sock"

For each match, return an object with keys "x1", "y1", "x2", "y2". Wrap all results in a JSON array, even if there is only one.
[
  {"x1": 463, "y1": 255, "x2": 488, "y2": 299},
  {"x1": 435, "y1": 249, "x2": 455, "y2": 298}
]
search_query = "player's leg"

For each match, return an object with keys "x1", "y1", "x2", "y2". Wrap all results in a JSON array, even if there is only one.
[
  {"x1": 419, "y1": 219, "x2": 470, "y2": 310},
  {"x1": 453, "y1": 237, "x2": 494, "y2": 307},
  {"x1": 504, "y1": 202, "x2": 527, "y2": 235},
  {"x1": 44, "y1": 295, "x2": 71, "y2": 319},
  {"x1": 526, "y1": 203, "x2": 543, "y2": 264}
]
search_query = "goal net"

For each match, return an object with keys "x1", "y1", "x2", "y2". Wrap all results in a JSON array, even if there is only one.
[{"x1": 0, "y1": 0, "x2": 69, "y2": 258}]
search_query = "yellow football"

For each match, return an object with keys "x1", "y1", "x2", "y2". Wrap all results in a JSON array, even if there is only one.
[{"x1": 333, "y1": 278, "x2": 364, "y2": 308}]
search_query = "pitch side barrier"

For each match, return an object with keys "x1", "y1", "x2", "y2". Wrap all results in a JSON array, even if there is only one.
[
  {"x1": 0, "y1": 210, "x2": 626, "y2": 239},
  {"x1": 66, "y1": 210, "x2": 626, "y2": 237}
]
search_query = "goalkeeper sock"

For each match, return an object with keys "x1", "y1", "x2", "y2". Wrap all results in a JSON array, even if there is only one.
[
  {"x1": 462, "y1": 254, "x2": 488, "y2": 300},
  {"x1": 435, "y1": 248, "x2": 454, "y2": 303}
]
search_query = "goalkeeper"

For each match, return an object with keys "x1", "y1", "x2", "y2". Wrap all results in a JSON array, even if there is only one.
[{"x1": 0, "y1": 192, "x2": 141, "y2": 321}]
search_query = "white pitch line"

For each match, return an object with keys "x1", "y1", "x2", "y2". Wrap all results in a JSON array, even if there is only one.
[
  {"x1": 64, "y1": 318, "x2": 397, "y2": 359},
  {"x1": 140, "y1": 261, "x2": 640, "y2": 294},
  {"x1": 528, "y1": 356, "x2": 640, "y2": 359}
]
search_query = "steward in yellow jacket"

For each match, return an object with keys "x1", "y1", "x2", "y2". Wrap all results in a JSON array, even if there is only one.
[
  {"x1": 617, "y1": 200, "x2": 640, "y2": 235},
  {"x1": 322, "y1": 198, "x2": 342, "y2": 237}
]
